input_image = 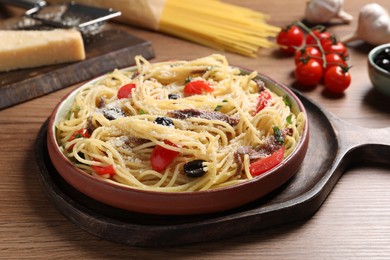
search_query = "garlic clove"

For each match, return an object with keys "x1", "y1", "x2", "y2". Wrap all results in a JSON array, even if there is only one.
[
  {"x1": 305, "y1": 0, "x2": 353, "y2": 24},
  {"x1": 342, "y1": 3, "x2": 390, "y2": 46},
  {"x1": 337, "y1": 9, "x2": 354, "y2": 23}
]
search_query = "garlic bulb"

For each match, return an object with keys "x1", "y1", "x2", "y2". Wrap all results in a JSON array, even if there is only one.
[
  {"x1": 342, "y1": 3, "x2": 390, "y2": 46},
  {"x1": 305, "y1": 0, "x2": 353, "y2": 24}
]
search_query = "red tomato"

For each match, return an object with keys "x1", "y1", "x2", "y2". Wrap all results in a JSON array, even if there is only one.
[
  {"x1": 117, "y1": 83, "x2": 136, "y2": 99},
  {"x1": 69, "y1": 128, "x2": 90, "y2": 141},
  {"x1": 91, "y1": 164, "x2": 116, "y2": 176},
  {"x1": 323, "y1": 41, "x2": 349, "y2": 57},
  {"x1": 324, "y1": 65, "x2": 351, "y2": 93},
  {"x1": 255, "y1": 90, "x2": 272, "y2": 113},
  {"x1": 184, "y1": 80, "x2": 214, "y2": 96},
  {"x1": 67, "y1": 128, "x2": 90, "y2": 151},
  {"x1": 324, "y1": 53, "x2": 347, "y2": 71},
  {"x1": 276, "y1": 25, "x2": 304, "y2": 54},
  {"x1": 249, "y1": 147, "x2": 285, "y2": 176},
  {"x1": 294, "y1": 46, "x2": 322, "y2": 65},
  {"x1": 150, "y1": 140, "x2": 180, "y2": 172},
  {"x1": 294, "y1": 59, "x2": 324, "y2": 87},
  {"x1": 305, "y1": 30, "x2": 332, "y2": 47}
]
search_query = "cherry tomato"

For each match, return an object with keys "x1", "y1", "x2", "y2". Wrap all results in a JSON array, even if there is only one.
[
  {"x1": 294, "y1": 46, "x2": 322, "y2": 65},
  {"x1": 295, "y1": 59, "x2": 324, "y2": 87},
  {"x1": 255, "y1": 90, "x2": 272, "y2": 113},
  {"x1": 276, "y1": 25, "x2": 304, "y2": 54},
  {"x1": 184, "y1": 80, "x2": 214, "y2": 96},
  {"x1": 67, "y1": 128, "x2": 90, "y2": 151},
  {"x1": 91, "y1": 164, "x2": 116, "y2": 176},
  {"x1": 249, "y1": 147, "x2": 285, "y2": 176},
  {"x1": 69, "y1": 128, "x2": 90, "y2": 141},
  {"x1": 117, "y1": 83, "x2": 136, "y2": 99},
  {"x1": 150, "y1": 140, "x2": 180, "y2": 172},
  {"x1": 305, "y1": 30, "x2": 332, "y2": 47},
  {"x1": 324, "y1": 53, "x2": 347, "y2": 71},
  {"x1": 324, "y1": 65, "x2": 351, "y2": 94},
  {"x1": 323, "y1": 41, "x2": 349, "y2": 57}
]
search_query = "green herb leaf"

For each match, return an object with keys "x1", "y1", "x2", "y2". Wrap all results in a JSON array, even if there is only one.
[
  {"x1": 273, "y1": 126, "x2": 284, "y2": 144},
  {"x1": 286, "y1": 114, "x2": 293, "y2": 124},
  {"x1": 283, "y1": 96, "x2": 291, "y2": 107},
  {"x1": 214, "y1": 105, "x2": 223, "y2": 111},
  {"x1": 185, "y1": 76, "x2": 192, "y2": 84},
  {"x1": 139, "y1": 109, "x2": 146, "y2": 115},
  {"x1": 66, "y1": 109, "x2": 72, "y2": 120}
]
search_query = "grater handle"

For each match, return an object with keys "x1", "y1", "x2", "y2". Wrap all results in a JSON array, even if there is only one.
[{"x1": 0, "y1": 0, "x2": 46, "y2": 13}]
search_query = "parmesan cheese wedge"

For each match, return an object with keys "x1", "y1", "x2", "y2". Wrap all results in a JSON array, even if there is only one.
[{"x1": 0, "y1": 29, "x2": 86, "y2": 72}]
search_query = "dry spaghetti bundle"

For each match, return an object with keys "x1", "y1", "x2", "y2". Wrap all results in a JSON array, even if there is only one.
[{"x1": 48, "y1": 0, "x2": 280, "y2": 57}]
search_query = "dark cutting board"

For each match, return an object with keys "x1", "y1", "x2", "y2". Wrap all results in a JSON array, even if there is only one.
[
  {"x1": 34, "y1": 91, "x2": 390, "y2": 247},
  {"x1": 0, "y1": 29, "x2": 155, "y2": 110}
]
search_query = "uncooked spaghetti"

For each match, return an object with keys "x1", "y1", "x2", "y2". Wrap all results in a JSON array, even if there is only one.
[{"x1": 159, "y1": 0, "x2": 280, "y2": 57}]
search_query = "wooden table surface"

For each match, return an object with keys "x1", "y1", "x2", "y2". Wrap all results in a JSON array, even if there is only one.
[{"x1": 1, "y1": 0, "x2": 390, "y2": 259}]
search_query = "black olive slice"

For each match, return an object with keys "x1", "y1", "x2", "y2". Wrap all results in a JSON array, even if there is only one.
[{"x1": 184, "y1": 160, "x2": 206, "y2": 178}]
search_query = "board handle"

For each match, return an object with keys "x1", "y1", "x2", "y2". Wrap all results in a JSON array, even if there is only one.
[{"x1": 331, "y1": 115, "x2": 390, "y2": 165}]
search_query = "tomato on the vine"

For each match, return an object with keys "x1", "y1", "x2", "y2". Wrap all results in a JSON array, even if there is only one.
[
  {"x1": 276, "y1": 25, "x2": 304, "y2": 54},
  {"x1": 294, "y1": 46, "x2": 322, "y2": 65},
  {"x1": 295, "y1": 58, "x2": 324, "y2": 87},
  {"x1": 324, "y1": 65, "x2": 351, "y2": 93},
  {"x1": 323, "y1": 41, "x2": 349, "y2": 57},
  {"x1": 305, "y1": 29, "x2": 332, "y2": 47},
  {"x1": 324, "y1": 53, "x2": 347, "y2": 71}
]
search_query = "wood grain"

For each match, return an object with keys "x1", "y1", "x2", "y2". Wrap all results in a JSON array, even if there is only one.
[{"x1": 1, "y1": 0, "x2": 390, "y2": 259}]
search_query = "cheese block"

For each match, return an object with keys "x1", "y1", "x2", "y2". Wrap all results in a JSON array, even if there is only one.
[{"x1": 0, "y1": 29, "x2": 86, "y2": 72}]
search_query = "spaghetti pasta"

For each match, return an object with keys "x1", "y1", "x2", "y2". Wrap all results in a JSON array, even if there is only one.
[
  {"x1": 159, "y1": 0, "x2": 280, "y2": 57},
  {"x1": 56, "y1": 54, "x2": 305, "y2": 192}
]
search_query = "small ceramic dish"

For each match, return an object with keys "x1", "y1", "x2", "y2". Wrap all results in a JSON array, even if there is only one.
[
  {"x1": 47, "y1": 66, "x2": 309, "y2": 215},
  {"x1": 368, "y1": 43, "x2": 390, "y2": 96}
]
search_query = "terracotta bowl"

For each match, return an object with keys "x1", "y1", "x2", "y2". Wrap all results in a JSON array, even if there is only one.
[{"x1": 47, "y1": 67, "x2": 309, "y2": 215}]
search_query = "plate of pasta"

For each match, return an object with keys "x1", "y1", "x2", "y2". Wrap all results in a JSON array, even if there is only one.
[{"x1": 47, "y1": 54, "x2": 309, "y2": 215}]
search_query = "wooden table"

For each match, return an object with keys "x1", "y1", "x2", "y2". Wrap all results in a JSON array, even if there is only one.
[{"x1": 1, "y1": 0, "x2": 390, "y2": 259}]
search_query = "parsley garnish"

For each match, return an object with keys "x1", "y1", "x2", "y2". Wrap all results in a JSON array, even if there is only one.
[
  {"x1": 283, "y1": 95, "x2": 291, "y2": 107},
  {"x1": 214, "y1": 105, "x2": 222, "y2": 111},
  {"x1": 139, "y1": 109, "x2": 146, "y2": 115},
  {"x1": 273, "y1": 126, "x2": 284, "y2": 144},
  {"x1": 185, "y1": 76, "x2": 192, "y2": 84},
  {"x1": 286, "y1": 114, "x2": 293, "y2": 124}
]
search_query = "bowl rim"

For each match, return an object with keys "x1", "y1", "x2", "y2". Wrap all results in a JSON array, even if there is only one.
[
  {"x1": 47, "y1": 65, "x2": 309, "y2": 213},
  {"x1": 368, "y1": 43, "x2": 390, "y2": 76}
]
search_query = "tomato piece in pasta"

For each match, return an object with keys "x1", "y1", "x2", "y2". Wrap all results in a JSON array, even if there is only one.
[
  {"x1": 184, "y1": 80, "x2": 214, "y2": 96},
  {"x1": 150, "y1": 141, "x2": 180, "y2": 172},
  {"x1": 255, "y1": 90, "x2": 271, "y2": 113},
  {"x1": 117, "y1": 83, "x2": 136, "y2": 99},
  {"x1": 92, "y1": 164, "x2": 115, "y2": 176},
  {"x1": 249, "y1": 146, "x2": 285, "y2": 176},
  {"x1": 69, "y1": 128, "x2": 90, "y2": 141}
]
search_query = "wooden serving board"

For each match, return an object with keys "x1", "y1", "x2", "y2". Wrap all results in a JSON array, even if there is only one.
[
  {"x1": 0, "y1": 29, "x2": 155, "y2": 110},
  {"x1": 35, "y1": 92, "x2": 390, "y2": 248}
]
